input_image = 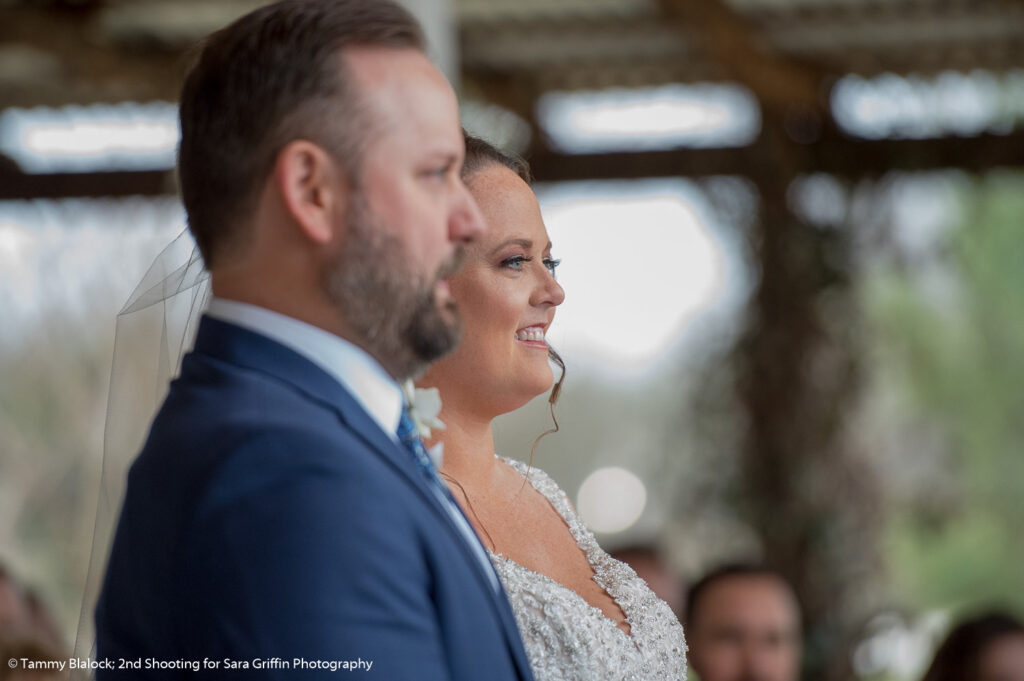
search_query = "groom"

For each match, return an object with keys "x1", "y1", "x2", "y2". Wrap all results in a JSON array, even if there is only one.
[{"x1": 95, "y1": 1, "x2": 534, "y2": 679}]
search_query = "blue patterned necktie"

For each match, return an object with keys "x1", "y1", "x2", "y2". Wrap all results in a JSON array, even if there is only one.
[
  {"x1": 396, "y1": 404, "x2": 501, "y2": 592},
  {"x1": 396, "y1": 405, "x2": 451, "y2": 499}
]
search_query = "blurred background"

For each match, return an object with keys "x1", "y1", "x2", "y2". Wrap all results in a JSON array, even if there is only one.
[{"x1": 1, "y1": 0, "x2": 1022, "y2": 679}]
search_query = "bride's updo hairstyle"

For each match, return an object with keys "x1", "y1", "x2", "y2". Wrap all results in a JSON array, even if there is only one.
[{"x1": 460, "y1": 132, "x2": 565, "y2": 455}]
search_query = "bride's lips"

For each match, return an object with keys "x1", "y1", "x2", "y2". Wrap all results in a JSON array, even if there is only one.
[{"x1": 514, "y1": 324, "x2": 548, "y2": 348}]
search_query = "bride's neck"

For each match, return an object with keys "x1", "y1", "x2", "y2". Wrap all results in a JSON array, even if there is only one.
[{"x1": 428, "y1": 402, "x2": 498, "y2": 489}]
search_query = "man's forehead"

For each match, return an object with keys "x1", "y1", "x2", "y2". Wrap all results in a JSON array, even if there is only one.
[
  {"x1": 342, "y1": 46, "x2": 460, "y2": 149},
  {"x1": 712, "y1": 574, "x2": 792, "y2": 597},
  {"x1": 343, "y1": 45, "x2": 448, "y2": 98},
  {"x1": 701, "y1": 576, "x2": 799, "y2": 621},
  {"x1": 344, "y1": 44, "x2": 407, "y2": 71}
]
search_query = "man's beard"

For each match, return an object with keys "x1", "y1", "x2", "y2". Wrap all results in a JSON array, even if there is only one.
[{"x1": 325, "y1": 194, "x2": 464, "y2": 381}]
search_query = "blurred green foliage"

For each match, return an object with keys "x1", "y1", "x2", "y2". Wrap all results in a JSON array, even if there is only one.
[
  {"x1": 0, "y1": 315, "x2": 108, "y2": 643},
  {"x1": 867, "y1": 171, "x2": 1024, "y2": 616}
]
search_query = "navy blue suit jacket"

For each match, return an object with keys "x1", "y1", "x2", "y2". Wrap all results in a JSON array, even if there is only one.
[{"x1": 96, "y1": 317, "x2": 535, "y2": 680}]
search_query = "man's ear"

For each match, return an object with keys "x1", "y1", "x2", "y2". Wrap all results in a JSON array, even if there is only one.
[{"x1": 273, "y1": 140, "x2": 347, "y2": 245}]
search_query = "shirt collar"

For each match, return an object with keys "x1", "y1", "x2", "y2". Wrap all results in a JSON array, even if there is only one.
[{"x1": 206, "y1": 297, "x2": 403, "y2": 439}]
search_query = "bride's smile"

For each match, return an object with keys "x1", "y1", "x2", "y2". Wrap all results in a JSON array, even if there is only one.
[{"x1": 514, "y1": 324, "x2": 548, "y2": 346}]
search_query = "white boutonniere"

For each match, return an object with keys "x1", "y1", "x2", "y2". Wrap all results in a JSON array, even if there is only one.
[{"x1": 401, "y1": 380, "x2": 446, "y2": 467}]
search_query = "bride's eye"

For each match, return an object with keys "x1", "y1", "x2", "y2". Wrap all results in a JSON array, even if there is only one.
[
  {"x1": 543, "y1": 257, "x2": 561, "y2": 276},
  {"x1": 501, "y1": 255, "x2": 531, "y2": 271}
]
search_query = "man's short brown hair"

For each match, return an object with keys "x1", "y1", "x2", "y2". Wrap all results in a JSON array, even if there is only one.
[{"x1": 178, "y1": 0, "x2": 424, "y2": 266}]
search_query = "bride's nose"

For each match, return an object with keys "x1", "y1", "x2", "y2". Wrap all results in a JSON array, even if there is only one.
[{"x1": 532, "y1": 268, "x2": 565, "y2": 308}]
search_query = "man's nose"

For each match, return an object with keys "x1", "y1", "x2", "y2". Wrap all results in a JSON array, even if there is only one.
[{"x1": 450, "y1": 180, "x2": 486, "y2": 243}]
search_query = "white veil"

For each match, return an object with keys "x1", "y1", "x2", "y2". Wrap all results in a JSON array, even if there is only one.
[{"x1": 72, "y1": 230, "x2": 209, "y2": 668}]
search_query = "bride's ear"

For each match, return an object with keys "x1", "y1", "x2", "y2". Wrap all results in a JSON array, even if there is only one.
[{"x1": 273, "y1": 140, "x2": 348, "y2": 246}]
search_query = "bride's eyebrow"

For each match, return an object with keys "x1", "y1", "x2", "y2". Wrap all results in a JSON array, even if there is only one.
[{"x1": 488, "y1": 238, "x2": 532, "y2": 256}]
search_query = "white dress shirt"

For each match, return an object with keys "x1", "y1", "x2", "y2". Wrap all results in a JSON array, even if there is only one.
[
  {"x1": 207, "y1": 297, "x2": 402, "y2": 440},
  {"x1": 206, "y1": 297, "x2": 500, "y2": 591}
]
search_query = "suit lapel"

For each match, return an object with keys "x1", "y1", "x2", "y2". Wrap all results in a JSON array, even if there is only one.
[
  {"x1": 339, "y1": 406, "x2": 534, "y2": 680},
  {"x1": 329, "y1": 400, "x2": 534, "y2": 680},
  {"x1": 193, "y1": 317, "x2": 465, "y2": 531},
  {"x1": 192, "y1": 317, "x2": 533, "y2": 677}
]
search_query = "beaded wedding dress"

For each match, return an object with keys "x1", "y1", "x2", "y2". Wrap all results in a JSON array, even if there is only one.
[{"x1": 491, "y1": 458, "x2": 687, "y2": 681}]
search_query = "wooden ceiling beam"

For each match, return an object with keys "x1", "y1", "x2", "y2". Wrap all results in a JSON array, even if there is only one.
[
  {"x1": 0, "y1": 167, "x2": 175, "y2": 200},
  {"x1": 0, "y1": 5, "x2": 187, "y2": 110},
  {"x1": 3, "y1": 129, "x2": 1022, "y2": 200},
  {"x1": 460, "y1": 70, "x2": 551, "y2": 157},
  {"x1": 654, "y1": 0, "x2": 832, "y2": 116},
  {"x1": 527, "y1": 129, "x2": 1024, "y2": 183}
]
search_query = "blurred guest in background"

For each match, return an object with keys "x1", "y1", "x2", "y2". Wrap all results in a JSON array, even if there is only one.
[
  {"x1": 610, "y1": 543, "x2": 686, "y2": 621},
  {"x1": 921, "y1": 610, "x2": 1024, "y2": 681},
  {"x1": 0, "y1": 564, "x2": 28, "y2": 629},
  {"x1": 685, "y1": 564, "x2": 801, "y2": 681},
  {"x1": 0, "y1": 563, "x2": 65, "y2": 680}
]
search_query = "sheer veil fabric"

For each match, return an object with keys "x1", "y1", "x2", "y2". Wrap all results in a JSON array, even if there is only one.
[{"x1": 73, "y1": 230, "x2": 209, "y2": 667}]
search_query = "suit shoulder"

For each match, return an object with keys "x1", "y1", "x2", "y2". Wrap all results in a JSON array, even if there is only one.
[{"x1": 131, "y1": 355, "x2": 409, "y2": 529}]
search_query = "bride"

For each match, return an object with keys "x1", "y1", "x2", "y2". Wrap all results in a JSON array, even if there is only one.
[{"x1": 416, "y1": 134, "x2": 687, "y2": 681}]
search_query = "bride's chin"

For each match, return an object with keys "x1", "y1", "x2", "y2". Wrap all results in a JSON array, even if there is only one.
[
  {"x1": 505, "y1": 373, "x2": 555, "y2": 411},
  {"x1": 458, "y1": 366, "x2": 554, "y2": 418}
]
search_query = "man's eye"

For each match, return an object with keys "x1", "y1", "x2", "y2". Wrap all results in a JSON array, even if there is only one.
[{"x1": 424, "y1": 163, "x2": 452, "y2": 180}]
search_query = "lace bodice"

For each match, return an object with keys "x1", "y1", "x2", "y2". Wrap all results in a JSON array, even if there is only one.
[{"x1": 491, "y1": 458, "x2": 687, "y2": 681}]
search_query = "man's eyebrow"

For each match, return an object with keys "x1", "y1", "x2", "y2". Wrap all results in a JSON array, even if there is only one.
[{"x1": 423, "y1": 151, "x2": 459, "y2": 165}]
